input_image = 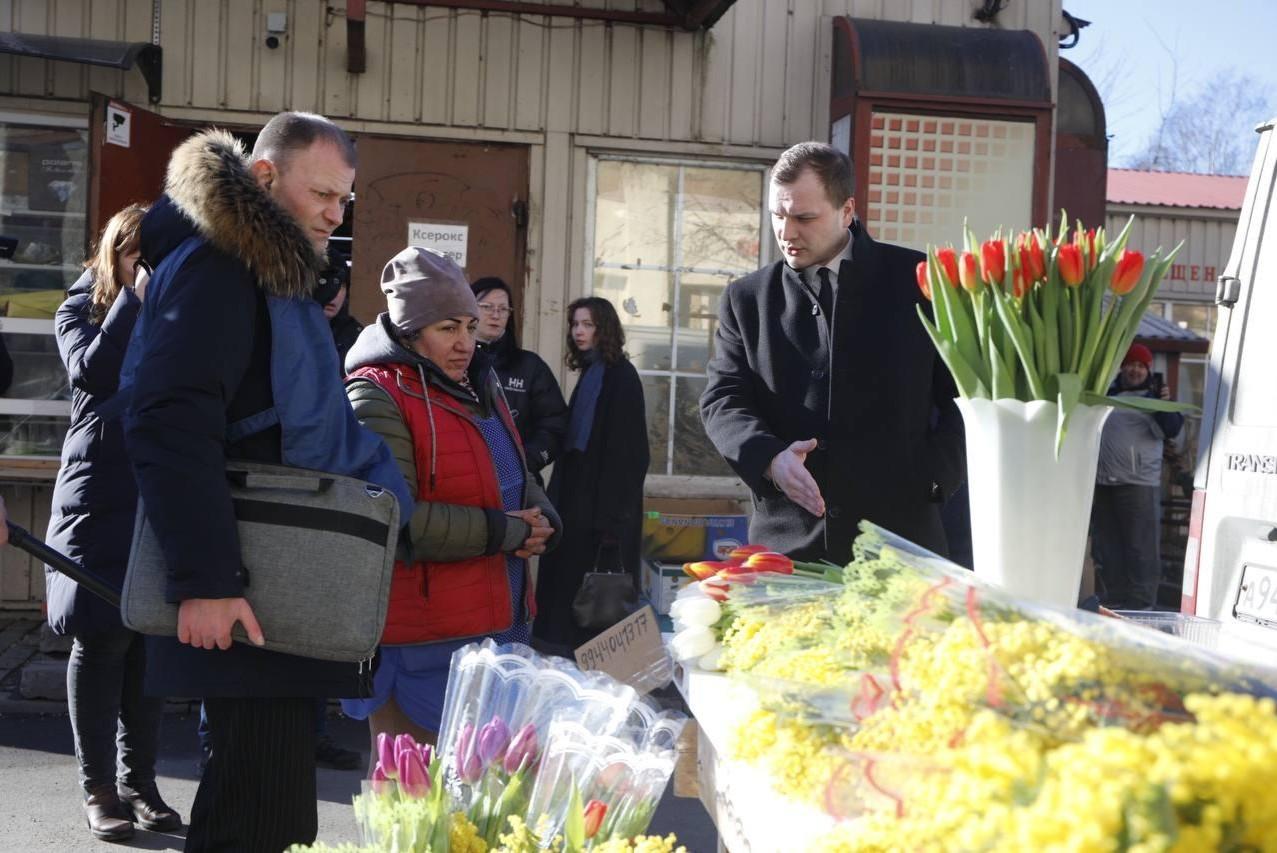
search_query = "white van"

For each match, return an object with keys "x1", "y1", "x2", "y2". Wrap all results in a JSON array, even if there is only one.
[{"x1": 1183, "y1": 116, "x2": 1277, "y2": 666}]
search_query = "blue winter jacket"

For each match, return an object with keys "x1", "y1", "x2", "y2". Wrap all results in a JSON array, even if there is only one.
[
  {"x1": 124, "y1": 130, "x2": 407, "y2": 699},
  {"x1": 45, "y1": 271, "x2": 142, "y2": 636}
]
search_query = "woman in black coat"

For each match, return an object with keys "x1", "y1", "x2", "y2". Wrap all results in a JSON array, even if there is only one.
[
  {"x1": 45, "y1": 204, "x2": 180, "y2": 841},
  {"x1": 533, "y1": 297, "x2": 649, "y2": 653},
  {"x1": 471, "y1": 276, "x2": 568, "y2": 483}
]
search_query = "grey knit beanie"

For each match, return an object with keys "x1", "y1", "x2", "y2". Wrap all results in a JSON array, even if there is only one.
[{"x1": 381, "y1": 246, "x2": 478, "y2": 335}]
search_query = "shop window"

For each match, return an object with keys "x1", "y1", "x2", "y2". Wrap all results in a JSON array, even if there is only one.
[
  {"x1": 866, "y1": 111, "x2": 1035, "y2": 250},
  {"x1": 589, "y1": 158, "x2": 765, "y2": 476},
  {"x1": 1169, "y1": 302, "x2": 1216, "y2": 339},
  {"x1": 0, "y1": 115, "x2": 85, "y2": 460}
]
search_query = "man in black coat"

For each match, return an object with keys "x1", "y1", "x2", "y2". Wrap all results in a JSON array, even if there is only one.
[{"x1": 701, "y1": 142, "x2": 964, "y2": 563}]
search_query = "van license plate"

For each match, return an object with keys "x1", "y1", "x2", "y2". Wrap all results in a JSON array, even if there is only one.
[{"x1": 1234, "y1": 564, "x2": 1277, "y2": 629}]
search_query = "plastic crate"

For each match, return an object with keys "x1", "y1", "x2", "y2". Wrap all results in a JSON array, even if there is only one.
[{"x1": 1114, "y1": 611, "x2": 1222, "y2": 649}]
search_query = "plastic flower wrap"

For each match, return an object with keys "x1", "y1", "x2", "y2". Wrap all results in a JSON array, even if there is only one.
[
  {"x1": 718, "y1": 523, "x2": 1277, "y2": 850},
  {"x1": 435, "y1": 641, "x2": 682, "y2": 848},
  {"x1": 522, "y1": 712, "x2": 686, "y2": 849}
]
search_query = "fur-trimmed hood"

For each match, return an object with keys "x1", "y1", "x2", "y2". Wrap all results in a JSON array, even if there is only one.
[{"x1": 162, "y1": 129, "x2": 321, "y2": 298}]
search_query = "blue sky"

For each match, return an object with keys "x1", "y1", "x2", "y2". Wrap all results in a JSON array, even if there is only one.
[{"x1": 1061, "y1": 0, "x2": 1277, "y2": 171}]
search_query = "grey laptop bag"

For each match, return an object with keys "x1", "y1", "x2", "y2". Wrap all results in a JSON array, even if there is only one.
[{"x1": 121, "y1": 460, "x2": 400, "y2": 663}]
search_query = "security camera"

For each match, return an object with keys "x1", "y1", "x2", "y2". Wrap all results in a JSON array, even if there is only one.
[{"x1": 265, "y1": 12, "x2": 286, "y2": 49}]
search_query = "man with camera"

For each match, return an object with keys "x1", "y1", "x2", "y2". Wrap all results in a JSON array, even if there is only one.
[{"x1": 1091, "y1": 343, "x2": 1183, "y2": 611}]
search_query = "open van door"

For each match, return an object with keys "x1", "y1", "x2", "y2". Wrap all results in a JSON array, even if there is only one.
[
  {"x1": 1184, "y1": 117, "x2": 1277, "y2": 666},
  {"x1": 87, "y1": 93, "x2": 192, "y2": 239}
]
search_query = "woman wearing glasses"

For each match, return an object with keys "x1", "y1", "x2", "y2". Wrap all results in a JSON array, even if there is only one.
[{"x1": 471, "y1": 277, "x2": 568, "y2": 486}]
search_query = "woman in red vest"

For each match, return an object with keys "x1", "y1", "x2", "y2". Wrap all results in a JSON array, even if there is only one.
[{"x1": 339, "y1": 247, "x2": 560, "y2": 749}]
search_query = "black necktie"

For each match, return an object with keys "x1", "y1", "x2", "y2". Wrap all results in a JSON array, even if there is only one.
[{"x1": 815, "y1": 267, "x2": 834, "y2": 322}]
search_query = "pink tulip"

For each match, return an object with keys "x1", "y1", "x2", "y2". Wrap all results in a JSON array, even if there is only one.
[
  {"x1": 397, "y1": 746, "x2": 431, "y2": 798},
  {"x1": 503, "y1": 723, "x2": 539, "y2": 775},
  {"x1": 370, "y1": 763, "x2": 392, "y2": 795},
  {"x1": 418, "y1": 743, "x2": 433, "y2": 769},
  {"x1": 477, "y1": 717, "x2": 512, "y2": 767},
  {"x1": 459, "y1": 750, "x2": 483, "y2": 784},
  {"x1": 454, "y1": 722, "x2": 483, "y2": 784},
  {"x1": 376, "y1": 732, "x2": 397, "y2": 779},
  {"x1": 394, "y1": 732, "x2": 418, "y2": 768}
]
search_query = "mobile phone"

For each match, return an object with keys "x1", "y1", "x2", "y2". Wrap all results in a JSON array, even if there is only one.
[{"x1": 1152, "y1": 371, "x2": 1165, "y2": 394}]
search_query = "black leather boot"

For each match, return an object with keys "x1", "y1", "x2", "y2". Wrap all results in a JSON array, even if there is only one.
[
  {"x1": 84, "y1": 785, "x2": 134, "y2": 842},
  {"x1": 117, "y1": 782, "x2": 182, "y2": 832}
]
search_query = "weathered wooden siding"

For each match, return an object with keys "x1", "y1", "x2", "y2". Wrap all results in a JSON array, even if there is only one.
[
  {"x1": 1, "y1": 0, "x2": 1062, "y2": 148},
  {"x1": 0, "y1": 482, "x2": 53, "y2": 609}
]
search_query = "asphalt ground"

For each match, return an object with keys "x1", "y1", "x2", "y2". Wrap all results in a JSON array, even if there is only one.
[{"x1": 0, "y1": 709, "x2": 718, "y2": 852}]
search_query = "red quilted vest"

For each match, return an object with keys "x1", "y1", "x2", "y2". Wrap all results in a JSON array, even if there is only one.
[{"x1": 350, "y1": 362, "x2": 533, "y2": 645}]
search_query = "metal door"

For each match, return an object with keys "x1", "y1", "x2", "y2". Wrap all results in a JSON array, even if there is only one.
[
  {"x1": 350, "y1": 137, "x2": 529, "y2": 327},
  {"x1": 87, "y1": 93, "x2": 192, "y2": 241}
]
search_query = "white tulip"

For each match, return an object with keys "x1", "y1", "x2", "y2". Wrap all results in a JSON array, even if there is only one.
[
  {"x1": 669, "y1": 597, "x2": 721, "y2": 627},
  {"x1": 699, "y1": 645, "x2": 725, "y2": 671},
  {"x1": 669, "y1": 626, "x2": 716, "y2": 662}
]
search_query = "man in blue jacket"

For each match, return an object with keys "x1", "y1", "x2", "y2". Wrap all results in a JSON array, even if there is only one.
[{"x1": 126, "y1": 113, "x2": 409, "y2": 852}]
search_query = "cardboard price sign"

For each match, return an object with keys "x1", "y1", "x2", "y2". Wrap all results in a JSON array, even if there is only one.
[{"x1": 574, "y1": 605, "x2": 671, "y2": 694}]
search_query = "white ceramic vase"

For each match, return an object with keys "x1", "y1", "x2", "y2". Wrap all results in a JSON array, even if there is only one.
[{"x1": 956, "y1": 398, "x2": 1112, "y2": 609}]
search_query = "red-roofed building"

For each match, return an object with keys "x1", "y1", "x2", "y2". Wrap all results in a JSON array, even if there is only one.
[{"x1": 1108, "y1": 169, "x2": 1248, "y2": 210}]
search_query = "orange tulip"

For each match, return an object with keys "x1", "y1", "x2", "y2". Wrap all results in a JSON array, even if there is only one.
[
  {"x1": 726, "y1": 544, "x2": 770, "y2": 563},
  {"x1": 980, "y1": 240, "x2": 1005, "y2": 286},
  {"x1": 1020, "y1": 234, "x2": 1046, "y2": 283},
  {"x1": 1012, "y1": 265, "x2": 1029, "y2": 298},
  {"x1": 1057, "y1": 244, "x2": 1084, "y2": 287},
  {"x1": 958, "y1": 251, "x2": 980, "y2": 292},
  {"x1": 1086, "y1": 229, "x2": 1098, "y2": 271},
  {"x1": 1111, "y1": 249, "x2": 1145, "y2": 296},
  {"x1": 741, "y1": 551, "x2": 795, "y2": 574},
  {"x1": 583, "y1": 799, "x2": 608, "y2": 839},
  {"x1": 915, "y1": 261, "x2": 931, "y2": 301},
  {"x1": 699, "y1": 577, "x2": 730, "y2": 601},
  {"x1": 683, "y1": 560, "x2": 731, "y2": 581},
  {"x1": 935, "y1": 247, "x2": 960, "y2": 290}
]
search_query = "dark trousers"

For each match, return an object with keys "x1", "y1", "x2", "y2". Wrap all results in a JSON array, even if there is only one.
[
  {"x1": 66, "y1": 624, "x2": 163, "y2": 794},
  {"x1": 186, "y1": 697, "x2": 318, "y2": 853},
  {"x1": 1091, "y1": 483, "x2": 1162, "y2": 609},
  {"x1": 198, "y1": 698, "x2": 328, "y2": 756}
]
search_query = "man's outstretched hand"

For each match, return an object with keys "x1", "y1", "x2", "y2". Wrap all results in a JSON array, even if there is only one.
[
  {"x1": 178, "y1": 598, "x2": 265, "y2": 650},
  {"x1": 767, "y1": 439, "x2": 826, "y2": 517}
]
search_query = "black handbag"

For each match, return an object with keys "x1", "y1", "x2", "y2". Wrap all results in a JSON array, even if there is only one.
[{"x1": 571, "y1": 542, "x2": 638, "y2": 631}]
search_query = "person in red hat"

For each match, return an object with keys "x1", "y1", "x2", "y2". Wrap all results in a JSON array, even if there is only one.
[{"x1": 1091, "y1": 343, "x2": 1183, "y2": 610}]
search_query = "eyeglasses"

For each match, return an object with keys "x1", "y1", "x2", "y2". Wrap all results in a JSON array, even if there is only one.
[{"x1": 478, "y1": 303, "x2": 512, "y2": 316}]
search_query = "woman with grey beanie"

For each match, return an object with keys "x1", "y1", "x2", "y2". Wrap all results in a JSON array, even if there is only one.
[{"x1": 339, "y1": 246, "x2": 561, "y2": 749}]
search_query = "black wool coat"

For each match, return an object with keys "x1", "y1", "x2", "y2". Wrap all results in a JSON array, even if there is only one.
[
  {"x1": 700, "y1": 223, "x2": 965, "y2": 563},
  {"x1": 534, "y1": 358, "x2": 648, "y2": 649},
  {"x1": 45, "y1": 271, "x2": 142, "y2": 636},
  {"x1": 477, "y1": 333, "x2": 568, "y2": 477}
]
